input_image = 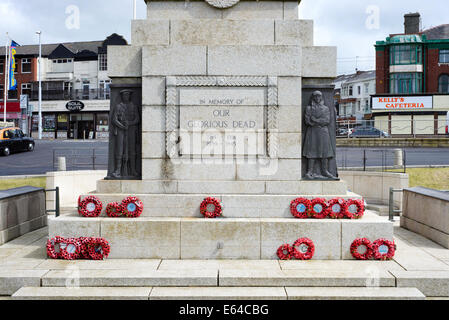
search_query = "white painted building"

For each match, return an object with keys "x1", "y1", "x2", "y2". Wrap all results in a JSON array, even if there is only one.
[{"x1": 334, "y1": 70, "x2": 376, "y2": 121}]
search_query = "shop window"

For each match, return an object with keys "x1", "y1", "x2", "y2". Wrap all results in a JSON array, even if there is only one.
[
  {"x1": 439, "y1": 74, "x2": 449, "y2": 93},
  {"x1": 96, "y1": 113, "x2": 109, "y2": 132},
  {"x1": 440, "y1": 50, "x2": 449, "y2": 64},
  {"x1": 22, "y1": 58, "x2": 31, "y2": 73},
  {"x1": 389, "y1": 73, "x2": 423, "y2": 94},
  {"x1": 43, "y1": 115, "x2": 56, "y2": 132},
  {"x1": 390, "y1": 45, "x2": 422, "y2": 65},
  {"x1": 57, "y1": 114, "x2": 68, "y2": 131}
]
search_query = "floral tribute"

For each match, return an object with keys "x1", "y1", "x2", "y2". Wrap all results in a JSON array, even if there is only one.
[
  {"x1": 276, "y1": 244, "x2": 294, "y2": 260},
  {"x1": 200, "y1": 197, "x2": 223, "y2": 218},
  {"x1": 344, "y1": 199, "x2": 365, "y2": 219},
  {"x1": 350, "y1": 238, "x2": 374, "y2": 260},
  {"x1": 290, "y1": 198, "x2": 311, "y2": 219},
  {"x1": 372, "y1": 238, "x2": 396, "y2": 261},
  {"x1": 309, "y1": 198, "x2": 328, "y2": 219},
  {"x1": 106, "y1": 202, "x2": 123, "y2": 217},
  {"x1": 78, "y1": 196, "x2": 103, "y2": 218},
  {"x1": 292, "y1": 238, "x2": 315, "y2": 260},
  {"x1": 277, "y1": 238, "x2": 315, "y2": 260},
  {"x1": 326, "y1": 198, "x2": 347, "y2": 219},
  {"x1": 121, "y1": 196, "x2": 144, "y2": 218},
  {"x1": 46, "y1": 236, "x2": 110, "y2": 260}
]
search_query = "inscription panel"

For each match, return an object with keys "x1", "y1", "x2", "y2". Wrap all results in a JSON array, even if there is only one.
[{"x1": 165, "y1": 76, "x2": 278, "y2": 158}]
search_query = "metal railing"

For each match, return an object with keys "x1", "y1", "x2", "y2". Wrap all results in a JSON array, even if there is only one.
[
  {"x1": 52, "y1": 148, "x2": 108, "y2": 171},
  {"x1": 45, "y1": 186, "x2": 60, "y2": 217},
  {"x1": 29, "y1": 88, "x2": 111, "y2": 101}
]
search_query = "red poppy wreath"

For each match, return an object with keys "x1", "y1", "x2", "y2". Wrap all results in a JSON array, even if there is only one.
[
  {"x1": 78, "y1": 196, "x2": 103, "y2": 218},
  {"x1": 277, "y1": 244, "x2": 294, "y2": 260},
  {"x1": 372, "y1": 238, "x2": 396, "y2": 260},
  {"x1": 309, "y1": 198, "x2": 328, "y2": 219},
  {"x1": 200, "y1": 197, "x2": 222, "y2": 218},
  {"x1": 327, "y1": 198, "x2": 347, "y2": 219},
  {"x1": 345, "y1": 199, "x2": 365, "y2": 219},
  {"x1": 290, "y1": 198, "x2": 311, "y2": 219},
  {"x1": 350, "y1": 238, "x2": 374, "y2": 260},
  {"x1": 121, "y1": 196, "x2": 144, "y2": 218},
  {"x1": 46, "y1": 236, "x2": 66, "y2": 259},
  {"x1": 106, "y1": 202, "x2": 123, "y2": 218},
  {"x1": 292, "y1": 238, "x2": 315, "y2": 260},
  {"x1": 59, "y1": 238, "x2": 82, "y2": 261},
  {"x1": 86, "y1": 238, "x2": 111, "y2": 260}
]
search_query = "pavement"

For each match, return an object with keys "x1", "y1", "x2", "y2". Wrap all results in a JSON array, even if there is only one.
[{"x1": 1, "y1": 214, "x2": 449, "y2": 300}]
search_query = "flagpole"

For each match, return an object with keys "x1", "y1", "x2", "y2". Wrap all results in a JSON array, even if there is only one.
[
  {"x1": 133, "y1": 0, "x2": 137, "y2": 19},
  {"x1": 3, "y1": 33, "x2": 10, "y2": 125}
]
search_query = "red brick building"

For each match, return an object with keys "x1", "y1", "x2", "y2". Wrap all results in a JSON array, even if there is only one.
[{"x1": 373, "y1": 13, "x2": 449, "y2": 136}]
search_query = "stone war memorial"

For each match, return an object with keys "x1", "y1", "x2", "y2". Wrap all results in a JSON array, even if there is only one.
[{"x1": 49, "y1": 0, "x2": 393, "y2": 260}]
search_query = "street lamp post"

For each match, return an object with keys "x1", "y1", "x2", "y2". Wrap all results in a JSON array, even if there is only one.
[{"x1": 36, "y1": 31, "x2": 42, "y2": 140}]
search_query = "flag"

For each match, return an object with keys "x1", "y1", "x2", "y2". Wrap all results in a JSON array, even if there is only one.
[{"x1": 8, "y1": 40, "x2": 19, "y2": 91}]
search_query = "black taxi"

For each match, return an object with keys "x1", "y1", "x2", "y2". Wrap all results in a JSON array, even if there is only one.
[{"x1": 0, "y1": 126, "x2": 35, "y2": 156}]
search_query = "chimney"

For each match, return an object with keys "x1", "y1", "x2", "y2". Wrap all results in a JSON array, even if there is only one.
[{"x1": 404, "y1": 13, "x2": 421, "y2": 34}]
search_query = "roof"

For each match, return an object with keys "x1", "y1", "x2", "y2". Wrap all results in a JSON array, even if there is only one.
[
  {"x1": 0, "y1": 33, "x2": 127, "y2": 57},
  {"x1": 422, "y1": 24, "x2": 449, "y2": 40},
  {"x1": 333, "y1": 70, "x2": 376, "y2": 85}
]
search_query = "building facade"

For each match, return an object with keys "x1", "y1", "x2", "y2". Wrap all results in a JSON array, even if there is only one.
[
  {"x1": 334, "y1": 70, "x2": 376, "y2": 124},
  {"x1": 374, "y1": 13, "x2": 449, "y2": 136},
  {"x1": 0, "y1": 33, "x2": 127, "y2": 139}
]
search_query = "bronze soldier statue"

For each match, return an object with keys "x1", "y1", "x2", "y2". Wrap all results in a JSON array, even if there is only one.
[
  {"x1": 303, "y1": 91, "x2": 338, "y2": 180},
  {"x1": 111, "y1": 89, "x2": 140, "y2": 178}
]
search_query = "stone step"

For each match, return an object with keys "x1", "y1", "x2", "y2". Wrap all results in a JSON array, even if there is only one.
[
  {"x1": 79, "y1": 193, "x2": 361, "y2": 218},
  {"x1": 12, "y1": 286, "x2": 426, "y2": 300},
  {"x1": 48, "y1": 212, "x2": 393, "y2": 260},
  {"x1": 0, "y1": 270, "x2": 49, "y2": 295},
  {"x1": 12, "y1": 287, "x2": 152, "y2": 300},
  {"x1": 38, "y1": 268, "x2": 398, "y2": 288},
  {"x1": 366, "y1": 204, "x2": 399, "y2": 217}
]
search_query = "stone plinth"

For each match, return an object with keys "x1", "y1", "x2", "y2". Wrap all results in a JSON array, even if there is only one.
[{"x1": 48, "y1": 211, "x2": 393, "y2": 260}]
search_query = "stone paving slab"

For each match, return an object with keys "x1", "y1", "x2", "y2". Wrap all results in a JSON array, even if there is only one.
[
  {"x1": 158, "y1": 260, "x2": 281, "y2": 271},
  {"x1": 280, "y1": 260, "x2": 405, "y2": 272},
  {"x1": 0, "y1": 270, "x2": 49, "y2": 295},
  {"x1": 150, "y1": 287, "x2": 287, "y2": 300},
  {"x1": 285, "y1": 287, "x2": 425, "y2": 300},
  {"x1": 391, "y1": 271, "x2": 449, "y2": 297},
  {"x1": 12, "y1": 287, "x2": 152, "y2": 300},
  {"x1": 36, "y1": 259, "x2": 161, "y2": 270},
  {"x1": 219, "y1": 269, "x2": 395, "y2": 287},
  {"x1": 393, "y1": 238, "x2": 449, "y2": 271},
  {"x1": 42, "y1": 269, "x2": 218, "y2": 287}
]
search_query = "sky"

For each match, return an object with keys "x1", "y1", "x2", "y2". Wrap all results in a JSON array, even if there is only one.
[{"x1": 0, "y1": 0, "x2": 448, "y2": 75}]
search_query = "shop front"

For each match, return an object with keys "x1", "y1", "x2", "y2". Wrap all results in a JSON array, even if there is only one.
[
  {"x1": 32, "y1": 100, "x2": 109, "y2": 140},
  {"x1": 0, "y1": 102, "x2": 21, "y2": 126}
]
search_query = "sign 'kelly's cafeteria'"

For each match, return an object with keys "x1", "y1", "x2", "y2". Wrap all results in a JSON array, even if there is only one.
[{"x1": 372, "y1": 96, "x2": 433, "y2": 110}]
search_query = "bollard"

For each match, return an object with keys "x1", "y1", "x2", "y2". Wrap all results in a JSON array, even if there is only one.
[
  {"x1": 57, "y1": 157, "x2": 67, "y2": 171},
  {"x1": 394, "y1": 148, "x2": 403, "y2": 168}
]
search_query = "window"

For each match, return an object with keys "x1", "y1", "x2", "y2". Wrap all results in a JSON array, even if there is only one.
[
  {"x1": 349, "y1": 86, "x2": 353, "y2": 96},
  {"x1": 99, "y1": 80, "x2": 111, "y2": 99},
  {"x1": 0, "y1": 59, "x2": 3, "y2": 74},
  {"x1": 439, "y1": 74, "x2": 449, "y2": 93},
  {"x1": 82, "y1": 81, "x2": 90, "y2": 99},
  {"x1": 364, "y1": 83, "x2": 369, "y2": 94},
  {"x1": 390, "y1": 73, "x2": 423, "y2": 94},
  {"x1": 8, "y1": 90, "x2": 18, "y2": 100},
  {"x1": 0, "y1": 85, "x2": 3, "y2": 100},
  {"x1": 99, "y1": 54, "x2": 107, "y2": 71},
  {"x1": 21, "y1": 58, "x2": 31, "y2": 73},
  {"x1": 390, "y1": 45, "x2": 422, "y2": 65},
  {"x1": 358, "y1": 86, "x2": 361, "y2": 95},
  {"x1": 440, "y1": 50, "x2": 449, "y2": 63},
  {"x1": 21, "y1": 83, "x2": 31, "y2": 97},
  {"x1": 357, "y1": 101, "x2": 361, "y2": 112}
]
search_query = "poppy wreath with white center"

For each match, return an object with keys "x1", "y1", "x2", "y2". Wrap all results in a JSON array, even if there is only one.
[
  {"x1": 106, "y1": 202, "x2": 123, "y2": 218},
  {"x1": 200, "y1": 197, "x2": 222, "y2": 218},
  {"x1": 344, "y1": 199, "x2": 365, "y2": 219},
  {"x1": 46, "y1": 236, "x2": 66, "y2": 259},
  {"x1": 121, "y1": 197, "x2": 144, "y2": 218},
  {"x1": 290, "y1": 198, "x2": 311, "y2": 219},
  {"x1": 78, "y1": 196, "x2": 103, "y2": 218},
  {"x1": 309, "y1": 198, "x2": 329, "y2": 219},
  {"x1": 350, "y1": 238, "x2": 374, "y2": 260},
  {"x1": 276, "y1": 244, "x2": 294, "y2": 260},
  {"x1": 292, "y1": 238, "x2": 315, "y2": 260},
  {"x1": 372, "y1": 238, "x2": 396, "y2": 261},
  {"x1": 59, "y1": 238, "x2": 81, "y2": 261},
  {"x1": 87, "y1": 238, "x2": 111, "y2": 260},
  {"x1": 326, "y1": 198, "x2": 347, "y2": 219}
]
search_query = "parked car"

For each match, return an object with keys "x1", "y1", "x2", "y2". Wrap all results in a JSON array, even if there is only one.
[
  {"x1": 0, "y1": 127, "x2": 35, "y2": 156},
  {"x1": 349, "y1": 127, "x2": 389, "y2": 138}
]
